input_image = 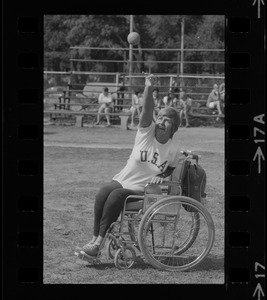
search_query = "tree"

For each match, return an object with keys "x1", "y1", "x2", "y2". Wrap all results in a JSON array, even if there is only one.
[
  {"x1": 184, "y1": 15, "x2": 225, "y2": 74},
  {"x1": 44, "y1": 15, "x2": 225, "y2": 75}
]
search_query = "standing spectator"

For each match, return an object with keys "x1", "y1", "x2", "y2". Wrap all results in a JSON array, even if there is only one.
[
  {"x1": 130, "y1": 90, "x2": 142, "y2": 127},
  {"x1": 174, "y1": 87, "x2": 180, "y2": 99},
  {"x1": 163, "y1": 89, "x2": 178, "y2": 108},
  {"x1": 219, "y1": 82, "x2": 225, "y2": 114},
  {"x1": 206, "y1": 84, "x2": 224, "y2": 119},
  {"x1": 178, "y1": 88, "x2": 192, "y2": 128},
  {"x1": 152, "y1": 87, "x2": 164, "y2": 120},
  {"x1": 95, "y1": 87, "x2": 114, "y2": 127},
  {"x1": 219, "y1": 82, "x2": 225, "y2": 102},
  {"x1": 116, "y1": 77, "x2": 125, "y2": 112}
]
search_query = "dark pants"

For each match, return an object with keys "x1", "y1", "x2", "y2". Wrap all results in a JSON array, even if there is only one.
[{"x1": 94, "y1": 180, "x2": 142, "y2": 237}]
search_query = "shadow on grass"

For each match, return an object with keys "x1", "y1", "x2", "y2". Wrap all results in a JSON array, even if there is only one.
[
  {"x1": 184, "y1": 254, "x2": 224, "y2": 272},
  {"x1": 85, "y1": 256, "x2": 152, "y2": 270},
  {"x1": 84, "y1": 254, "x2": 224, "y2": 272}
]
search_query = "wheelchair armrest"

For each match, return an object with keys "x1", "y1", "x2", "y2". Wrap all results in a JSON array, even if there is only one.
[
  {"x1": 123, "y1": 195, "x2": 144, "y2": 212},
  {"x1": 125, "y1": 195, "x2": 144, "y2": 202},
  {"x1": 145, "y1": 181, "x2": 180, "y2": 187},
  {"x1": 144, "y1": 181, "x2": 181, "y2": 197},
  {"x1": 124, "y1": 195, "x2": 144, "y2": 208},
  {"x1": 162, "y1": 180, "x2": 180, "y2": 186}
]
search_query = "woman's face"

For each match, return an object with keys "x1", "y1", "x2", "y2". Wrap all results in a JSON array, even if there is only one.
[{"x1": 155, "y1": 111, "x2": 173, "y2": 141}]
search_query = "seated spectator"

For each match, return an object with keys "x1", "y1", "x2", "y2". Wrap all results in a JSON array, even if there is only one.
[
  {"x1": 95, "y1": 87, "x2": 114, "y2": 126},
  {"x1": 152, "y1": 87, "x2": 164, "y2": 120},
  {"x1": 163, "y1": 89, "x2": 178, "y2": 108},
  {"x1": 130, "y1": 90, "x2": 142, "y2": 127},
  {"x1": 219, "y1": 82, "x2": 225, "y2": 113},
  {"x1": 206, "y1": 84, "x2": 224, "y2": 120},
  {"x1": 178, "y1": 88, "x2": 192, "y2": 128}
]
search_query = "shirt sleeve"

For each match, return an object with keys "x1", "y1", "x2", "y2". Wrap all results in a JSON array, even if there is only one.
[
  {"x1": 168, "y1": 149, "x2": 180, "y2": 168},
  {"x1": 135, "y1": 122, "x2": 155, "y2": 145}
]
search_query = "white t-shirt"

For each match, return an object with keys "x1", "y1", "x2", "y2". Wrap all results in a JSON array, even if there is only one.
[
  {"x1": 132, "y1": 94, "x2": 142, "y2": 107},
  {"x1": 112, "y1": 122, "x2": 179, "y2": 191},
  {"x1": 98, "y1": 93, "x2": 113, "y2": 107}
]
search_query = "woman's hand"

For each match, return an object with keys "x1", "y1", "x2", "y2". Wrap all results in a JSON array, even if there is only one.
[
  {"x1": 150, "y1": 176, "x2": 164, "y2": 185},
  {"x1": 139, "y1": 74, "x2": 158, "y2": 128},
  {"x1": 145, "y1": 74, "x2": 157, "y2": 87}
]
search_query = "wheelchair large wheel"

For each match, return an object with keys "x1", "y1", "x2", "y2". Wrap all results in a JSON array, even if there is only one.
[
  {"x1": 128, "y1": 219, "x2": 141, "y2": 251},
  {"x1": 173, "y1": 211, "x2": 200, "y2": 255},
  {"x1": 138, "y1": 196, "x2": 215, "y2": 271},
  {"x1": 127, "y1": 216, "x2": 137, "y2": 242}
]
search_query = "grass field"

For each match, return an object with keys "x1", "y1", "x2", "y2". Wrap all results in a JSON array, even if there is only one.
[{"x1": 44, "y1": 125, "x2": 225, "y2": 284}]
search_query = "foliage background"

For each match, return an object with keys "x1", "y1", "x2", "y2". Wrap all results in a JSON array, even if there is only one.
[{"x1": 44, "y1": 15, "x2": 225, "y2": 75}]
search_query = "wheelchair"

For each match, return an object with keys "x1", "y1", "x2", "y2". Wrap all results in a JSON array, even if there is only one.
[{"x1": 75, "y1": 150, "x2": 215, "y2": 271}]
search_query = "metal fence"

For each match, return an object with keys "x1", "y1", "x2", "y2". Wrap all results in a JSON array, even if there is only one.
[{"x1": 44, "y1": 46, "x2": 224, "y2": 119}]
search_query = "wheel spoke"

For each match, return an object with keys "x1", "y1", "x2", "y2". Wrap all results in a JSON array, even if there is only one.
[{"x1": 138, "y1": 196, "x2": 215, "y2": 271}]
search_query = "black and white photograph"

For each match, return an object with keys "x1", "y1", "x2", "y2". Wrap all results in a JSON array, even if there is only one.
[
  {"x1": 43, "y1": 15, "x2": 225, "y2": 284},
  {"x1": 3, "y1": 0, "x2": 266, "y2": 297}
]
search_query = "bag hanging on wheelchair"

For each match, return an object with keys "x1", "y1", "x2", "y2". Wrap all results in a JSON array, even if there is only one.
[{"x1": 181, "y1": 161, "x2": 207, "y2": 212}]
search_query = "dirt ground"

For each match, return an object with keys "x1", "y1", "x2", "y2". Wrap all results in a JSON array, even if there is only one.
[{"x1": 44, "y1": 125, "x2": 225, "y2": 284}]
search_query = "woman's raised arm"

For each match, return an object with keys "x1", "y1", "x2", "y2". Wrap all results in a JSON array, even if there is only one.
[{"x1": 139, "y1": 75, "x2": 157, "y2": 128}]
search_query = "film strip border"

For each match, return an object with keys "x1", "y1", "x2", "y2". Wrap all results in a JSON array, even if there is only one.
[
  {"x1": 3, "y1": 15, "x2": 43, "y2": 294},
  {"x1": 226, "y1": 12, "x2": 265, "y2": 299},
  {"x1": 3, "y1": 5, "x2": 265, "y2": 299}
]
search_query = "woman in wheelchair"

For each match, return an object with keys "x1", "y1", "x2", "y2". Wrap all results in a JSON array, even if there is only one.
[{"x1": 80, "y1": 75, "x2": 181, "y2": 258}]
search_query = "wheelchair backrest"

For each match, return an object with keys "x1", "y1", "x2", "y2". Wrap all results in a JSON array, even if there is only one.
[{"x1": 169, "y1": 158, "x2": 189, "y2": 195}]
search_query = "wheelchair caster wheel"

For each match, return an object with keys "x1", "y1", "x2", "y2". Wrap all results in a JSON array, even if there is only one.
[
  {"x1": 107, "y1": 237, "x2": 119, "y2": 259},
  {"x1": 114, "y1": 245, "x2": 136, "y2": 269}
]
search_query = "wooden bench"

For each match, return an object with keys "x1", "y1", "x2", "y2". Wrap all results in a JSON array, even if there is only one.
[
  {"x1": 45, "y1": 92, "x2": 225, "y2": 128},
  {"x1": 190, "y1": 106, "x2": 224, "y2": 118},
  {"x1": 44, "y1": 91, "x2": 132, "y2": 111},
  {"x1": 44, "y1": 110, "x2": 132, "y2": 130},
  {"x1": 190, "y1": 113, "x2": 224, "y2": 118}
]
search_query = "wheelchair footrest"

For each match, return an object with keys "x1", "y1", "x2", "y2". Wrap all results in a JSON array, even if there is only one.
[{"x1": 74, "y1": 247, "x2": 101, "y2": 264}]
